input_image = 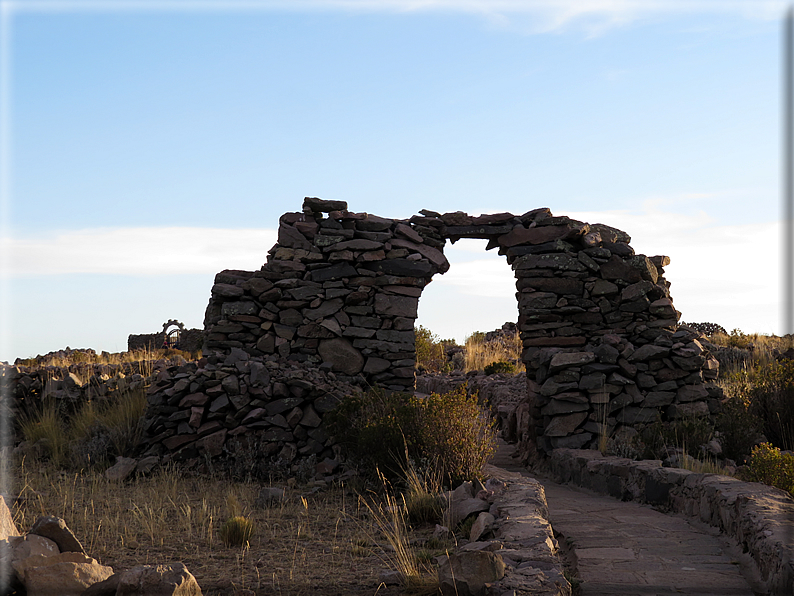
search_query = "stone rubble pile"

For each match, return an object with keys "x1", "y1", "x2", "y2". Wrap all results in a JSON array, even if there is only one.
[
  {"x1": 0, "y1": 498, "x2": 202, "y2": 596},
  {"x1": 2, "y1": 359, "x2": 174, "y2": 411},
  {"x1": 135, "y1": 348, "x2": 358, "y2": 472}
]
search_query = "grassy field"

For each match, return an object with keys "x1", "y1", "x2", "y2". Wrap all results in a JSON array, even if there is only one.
[{"x1": 9, "y1": 460, "x2": 452, "y2": 595}]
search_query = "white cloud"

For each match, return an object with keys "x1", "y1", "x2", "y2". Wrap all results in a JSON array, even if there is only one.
[{"x1": 1, "y1": 227, "x2": 278, "y2": 276}]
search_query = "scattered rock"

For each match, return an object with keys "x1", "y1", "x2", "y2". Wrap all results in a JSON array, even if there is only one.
[
  {"x1": 105, "y1": 457, "x2": 138, "y2": 482},
  {"x1": 17, "y1": 552, "x2": 113, "y2": 596},
  {"x1": 29, "y1": 516, "x2": 84, "y2": 554},
  {"x1": 254, "y1": 487, "x2": 285, "y2": 508}
]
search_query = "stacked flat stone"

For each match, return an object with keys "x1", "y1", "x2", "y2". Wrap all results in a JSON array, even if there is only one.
[
  {"x1": 137, "y1": 348, "x2": 358, "y2": 468},
  {"x1": 488, "y1": 209, "x2": 721, "y2": 453},
  {"x1": 203, "y1": 197, "x2": 451, "y2": 391}
]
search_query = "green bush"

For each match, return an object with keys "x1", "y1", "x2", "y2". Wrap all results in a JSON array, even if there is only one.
[
  {"x1": 483, "y1": 361, "x2": 516, "y2": 375},
  {"x1": 219, "y1": 516, "x2": 255, "y2": 547},
  {"x1": 415, "y1": 326, "x2": 452, "y2": 373},
  {"x1": 327, "y1": 385, "x2": 496, "y2": 485},
  {"x1": 723, "y1": 360, "x2": 794, "y2": 452},
  {"x1": 743, "y1": 443, "x2": 794, "y2": 496}
]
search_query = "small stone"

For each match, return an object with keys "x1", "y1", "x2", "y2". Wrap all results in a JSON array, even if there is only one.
[
  {"x1": 105, "y1": 457, "x2": 138, "y2": 482},
  {"x1": 255, "y1": 487, "x2": 285, "y2": 508},
  {"x1": 378, "y1": 569, "x2": 403, "y2": 586},
  {"x1": 469, "y1": 512, "x2": 495, "y2": 542}
]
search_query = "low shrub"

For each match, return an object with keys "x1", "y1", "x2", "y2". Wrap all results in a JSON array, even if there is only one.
[
  {"x1": 723, "y1": 360, "x2": 794, "y2": 452},
  {"x1": 742, "y1": 443, "x2": 794, "y2": 496},
  {"x1": 219, "y1": 516, "x2": 254, "y2": 547},
  {"x1": 483, "y1": 361, "x2": 516, "y2": 375},
  {"x1": 716, "y1": 394, "x2": 763, "y2": 463},
  {"x1": 327, "y1": 385, "x2": 496, "y2": 485}
]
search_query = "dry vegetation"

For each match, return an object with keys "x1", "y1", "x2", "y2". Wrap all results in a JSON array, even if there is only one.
[
  {"x1": 414, "y1": 325, "x2": 525, "y2": 375},
  {"x1": 9, "y1": 460, "x2": 456, "y2": 595}
]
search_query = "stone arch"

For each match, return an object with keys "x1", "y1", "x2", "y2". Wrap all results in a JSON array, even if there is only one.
[{"x1": 202, "y1": 198, "x2": 721, "y2": 453}]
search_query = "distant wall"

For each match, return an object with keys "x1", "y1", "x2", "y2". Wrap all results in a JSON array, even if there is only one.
[{"x1": 128, "y1": 323, "x2": 203, "y2": 353}]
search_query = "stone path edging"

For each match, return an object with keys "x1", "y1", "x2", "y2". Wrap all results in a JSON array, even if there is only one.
[
  {"x1": 547, "y1": 448, "x2": 794, "y2": 594},
  {"x1": 481, "y1": 463, "x2": 572, "y2": 596}
]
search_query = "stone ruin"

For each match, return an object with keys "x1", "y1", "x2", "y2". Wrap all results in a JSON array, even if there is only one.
[
  {"x1": 127, "y1": 319, "x2": 203, "y2": 353},
  {"x1": 5, "y1": 197, "x2": 721, "y2": 470},
  {"x1": 130, "y1": 197, "x2": 721, "y2": 467}
]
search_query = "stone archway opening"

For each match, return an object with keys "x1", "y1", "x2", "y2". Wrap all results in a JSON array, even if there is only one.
[{"x1": 415, "y1": 235, "x2": 520, "y2": 348}]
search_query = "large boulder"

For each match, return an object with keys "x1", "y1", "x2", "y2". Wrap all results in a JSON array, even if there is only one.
[
  {"x1": 29, "y1": 516, "x2": 84, "y2": 553},
  {"x1": 16, "y1": 552, "x2": 113, "y2": 596},
  {"x1": 437, "y1": 550, "x2": 506, "y2": 596}
]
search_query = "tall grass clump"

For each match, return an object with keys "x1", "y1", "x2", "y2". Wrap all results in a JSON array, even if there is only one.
[
  {"x1": 327, "y1": 385, "x2": 496, "y2": 486},
  {"x1": 360, "y1": 471, "x2": 439, "y2": 594},
  {"x1": 18, "y1": 398, "x2": 70, "y2": 468},
  {"x1": 399, "y1": 457, "x2": 443, "y2": 525},
  {"x1": 220, "y1": 516, "x2": 255, "y2": 547}
]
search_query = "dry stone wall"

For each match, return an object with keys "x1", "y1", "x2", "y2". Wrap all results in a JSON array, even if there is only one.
[
  {"x1": 202, "y1": 197, "x2": 451, "y2": 392},
  {"x1": 136, "y1": 348, "x2": 356, "y2": 470},
  {"x1": 201, "y1": 198, "x2": 720, "y2": 457}
]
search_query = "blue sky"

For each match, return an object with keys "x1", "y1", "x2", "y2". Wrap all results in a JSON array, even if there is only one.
[{"x1": 0, "y1": 0, "x2": 788, "y2": 362}]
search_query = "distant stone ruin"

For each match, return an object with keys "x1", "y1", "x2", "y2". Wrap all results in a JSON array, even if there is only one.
[
  {"x1": 127, "y1": 320, "x2": 203, "y2": 353},
  {"x1": 189, "y1": 197, "x2": 720, "y2": 457}
]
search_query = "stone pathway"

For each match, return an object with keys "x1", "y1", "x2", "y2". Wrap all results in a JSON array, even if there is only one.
[{"x1": 491, "y1": 444, "x2": 765, "y2": 596}]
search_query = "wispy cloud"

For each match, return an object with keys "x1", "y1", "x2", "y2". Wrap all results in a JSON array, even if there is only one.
[
  {"x1": 7, "y1": 0, "x2": 784, "y2": 33},
  {"x1": 1, "y1": 227, "x2": 278, "y2": 276}
]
